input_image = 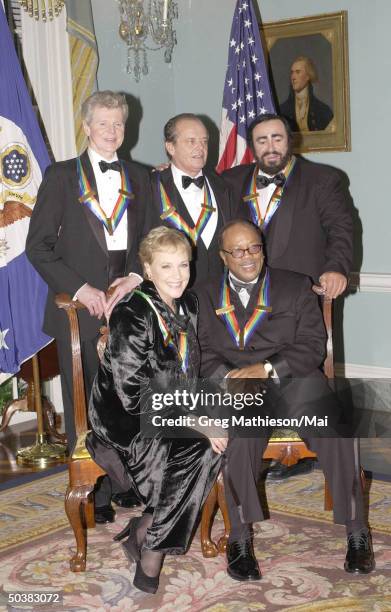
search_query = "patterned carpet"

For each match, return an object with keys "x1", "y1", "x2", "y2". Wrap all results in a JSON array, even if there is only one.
[{"x1": 0, "y1": 470, "x2": 391, "y2": 611}]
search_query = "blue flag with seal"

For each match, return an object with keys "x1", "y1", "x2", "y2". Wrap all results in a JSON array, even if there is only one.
[{"x1": 0, "y1": 5, "x2": 52, "y2": 375}]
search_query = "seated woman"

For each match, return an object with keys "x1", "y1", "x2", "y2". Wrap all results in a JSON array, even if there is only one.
[{"x1": 88, "y1": 227, "x2": 222, "y2": 594}]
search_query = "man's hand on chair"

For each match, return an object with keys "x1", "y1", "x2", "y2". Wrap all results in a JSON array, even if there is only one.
[
  {"x1": 315, "y1": 272, "x2": 347, "y2": 299},
  {"x1": 77, "y1": 284, "x2": 107, "y2": 318}
]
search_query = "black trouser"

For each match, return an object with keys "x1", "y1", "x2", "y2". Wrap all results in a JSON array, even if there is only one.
[{"x1": 224, "y1": 436, "x2": 365, "y2": 531}]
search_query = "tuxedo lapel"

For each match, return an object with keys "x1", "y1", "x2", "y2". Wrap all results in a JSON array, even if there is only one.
[
  {"x1": 79, "y1": 150, "x2": 107, "y2": 256},
  {"x1": 239, "y1": 163, "x2": 257, "y2": 210},
  {"x1": 161, "y1": 167, "x2": 195, "y2": 228},
  {"x1": 126, "y1": 204, "x2": 134, "y2": 257},
  {"x1": 266, "y1": 159, "x2": 300, "y2": 262},
  {"x1": 229, "y1": 288, "x2": 247, "y2": 327},
  {"x1": 204, "y1": 170, "x2": 227, "y2": 223},
  {"x1": 204, "y1": 169, "x2": 227, "y2": 249},
  {"x1": 125, "y1": 164, "x2": 138, "y2": 258}
]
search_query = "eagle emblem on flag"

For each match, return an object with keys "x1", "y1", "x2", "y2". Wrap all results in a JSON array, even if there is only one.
[{"x1": 0, "y1": 119, "x2": 42, "y2": 230}]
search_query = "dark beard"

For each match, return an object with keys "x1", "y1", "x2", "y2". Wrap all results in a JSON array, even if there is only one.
[{"x1": 257, "y1": 147, "x2": 292, "y2": 175}]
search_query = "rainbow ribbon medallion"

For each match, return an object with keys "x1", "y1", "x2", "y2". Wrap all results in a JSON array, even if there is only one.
[
  {"x1": 157, "y1": 173, "x2": 215, "y2": 245},
  {"x1": 215, "y1": 270, "x2": 272, "y2": 350},
  {"x1": 134, "y1": 290, "x2": 189, "y2": 373},
  {"x1": 77, "y1": 157, "x2": 134, "y2": 236},
  {"x1": 243, "y1": 156, "x2": 297, "y2": 230},
  {"x1": 242, "y1": 165, "x2": 261, "y2": 226}
]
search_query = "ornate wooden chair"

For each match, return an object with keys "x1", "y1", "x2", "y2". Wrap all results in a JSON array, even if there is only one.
[
  {"x1": 200, "y1": 296, "x2": 338, "y2": 557},
  {"x1": 55, "y1": 294, "x2": 106, "y2": 572}
]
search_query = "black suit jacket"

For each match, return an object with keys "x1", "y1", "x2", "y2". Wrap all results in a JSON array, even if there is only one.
[
  {"x1": 26, "y1": 150, "x2": 151, "y2": 340},
  {"x1": 195, "y1": 268, "x2": 326, "y2": 379},
  {"x1": 145, "y1": 166, "x2": 234, "y2": 287},
  {"x1": 222, "y1": 157, "x2": 353, "y2": 283}
]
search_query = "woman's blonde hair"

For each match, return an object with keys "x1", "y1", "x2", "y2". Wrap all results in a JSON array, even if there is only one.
[{"x1": 139, "y1": 227, "x2": 192, "y2": 276}]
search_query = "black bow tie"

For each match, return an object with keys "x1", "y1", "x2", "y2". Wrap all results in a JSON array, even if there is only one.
[
  {"x1": 99, "y1": 160, "x2": 121, "y2": 173},
  {"x1": 182, "y1": 175, "x2": 205, "y2": 189},
  {"x1": 231, "y1": 279, "x2": 255, "y2": 295},
  {"x1": 256, "y1": 172, "x2": 286, "y2": 189}
]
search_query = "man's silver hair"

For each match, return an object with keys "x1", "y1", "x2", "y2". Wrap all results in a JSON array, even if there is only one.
[{"x1": 81, "y1": 91, "x2": 129, "y2": 124}]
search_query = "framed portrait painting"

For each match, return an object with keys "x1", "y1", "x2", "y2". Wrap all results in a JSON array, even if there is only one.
[{"x1": 261, "y1": 12, "x2": 350, "y2": 153}]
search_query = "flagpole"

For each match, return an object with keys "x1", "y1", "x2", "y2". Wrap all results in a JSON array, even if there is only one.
[{"x1": 16, "y1": 354, "x2": 67, "y2": 468}]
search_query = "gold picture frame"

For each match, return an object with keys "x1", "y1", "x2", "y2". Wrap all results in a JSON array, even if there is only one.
[{"x1": 261, "y1": 11, "x2": 350, "y2": 153}]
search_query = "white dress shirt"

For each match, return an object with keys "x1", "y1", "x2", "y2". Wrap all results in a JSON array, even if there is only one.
[
  {"x1": 171, "y1": 163, "x2": 218, "y2": 249},
  {"x1": 256, "y1": 172, "x2": 277, "y2": 220},
  {"x1": 229, "y1": 271, "x2": 258, "y2": 308},
  {"x1": 88, "y1": 147, "x2": 128, "y2": 251}
]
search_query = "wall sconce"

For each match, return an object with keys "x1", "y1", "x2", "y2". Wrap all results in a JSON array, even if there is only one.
[{"x1": 117, "y1": 0, "x2": 178, "y2": 82}]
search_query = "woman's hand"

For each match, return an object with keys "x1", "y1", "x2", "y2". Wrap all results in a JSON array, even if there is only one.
[{"x1": 209, "y1": 437, "x2": 228, "y2": 455}]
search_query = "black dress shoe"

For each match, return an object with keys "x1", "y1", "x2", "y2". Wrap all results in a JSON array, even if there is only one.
[
  {"x1": 226, "y1": 539, "x2": 261, "y2": 581},
  {"x1": 344, "y1": 528, "x2": 375, "y2": 574},
  {"x1": 94, "y1": 504, "x2": 115, "y2": 524},
  {"x1": 111, "y1": 491, "x2": 142, "y2": 508},
  {"x1": 266, "y1": 458, "x2": 315, "y2": 480}
]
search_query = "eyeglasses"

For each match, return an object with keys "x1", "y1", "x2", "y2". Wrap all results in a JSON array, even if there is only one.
[{"x1": 221, "y1": 244, "x2": 263, "y2": 259}]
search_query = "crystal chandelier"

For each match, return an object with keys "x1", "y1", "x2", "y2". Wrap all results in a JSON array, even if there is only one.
[
  {"x1": 117, "y1": 0, "x2": 178, "y2": 82},
  {"x1": 18, "y1": 0, "x2": 65, "y2": 21}
]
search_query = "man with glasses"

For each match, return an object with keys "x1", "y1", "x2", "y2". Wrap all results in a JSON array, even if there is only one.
[{"x1": 195, "y1": 219, "x2": 374, "y2": 582}]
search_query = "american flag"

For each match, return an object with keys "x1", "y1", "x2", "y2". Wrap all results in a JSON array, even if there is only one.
[{"x1": 217, "y1": 0, "x2": 275, "y2": 173}]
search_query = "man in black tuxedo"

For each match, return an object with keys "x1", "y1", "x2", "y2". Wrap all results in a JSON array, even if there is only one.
[
  {"x1": 222, "y1": 113, "x2": 353, "y2": 478},
  {"x1": 196, "y1": 220, "x2": 374, "y2": 581},
  {"x1": 26, "y1": 91, "x2": 147, "y2": 520},
  {"x1": 222, "y1": 113, "x2": 352, "y2": 300},
  {"x1": 146, "y1": 113, "x2": 234, "y2": 286}
]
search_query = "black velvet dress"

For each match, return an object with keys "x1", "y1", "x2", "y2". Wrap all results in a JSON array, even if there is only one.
[{"x1": 87, "y1": 281, "x2": 221, "y2": 554}]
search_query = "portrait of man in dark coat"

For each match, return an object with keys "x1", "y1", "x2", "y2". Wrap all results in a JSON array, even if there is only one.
[{"x1": 279, "y1": 56, "x2": 333, "y2": 132}]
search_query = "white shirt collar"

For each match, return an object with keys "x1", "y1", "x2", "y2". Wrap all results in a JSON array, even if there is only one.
[
  {"x1": 257, "y1": 159, "x2": 291, "y2": 179},
  {"x1": 88, "y1": 146, "x2": 118, "y2": 166},
  {"x1": 171, "y1": 162, "x2": 203, "y2": 182},
  {"x1": 229, "y1": 271, "x2": 258, "y2": 286}
]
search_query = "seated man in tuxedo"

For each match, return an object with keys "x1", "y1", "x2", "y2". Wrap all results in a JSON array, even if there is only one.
[
  {"x1": 146, "y1": 113, "x2": 234, "y2": 287},
  {"x1": 195, "y1": 219, "x2": 374, "y2": 581}
]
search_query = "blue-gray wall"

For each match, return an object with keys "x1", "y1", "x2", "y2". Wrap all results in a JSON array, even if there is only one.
[{"x1": 92, "y1": 0, "x2": 390, "y2": 370}]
